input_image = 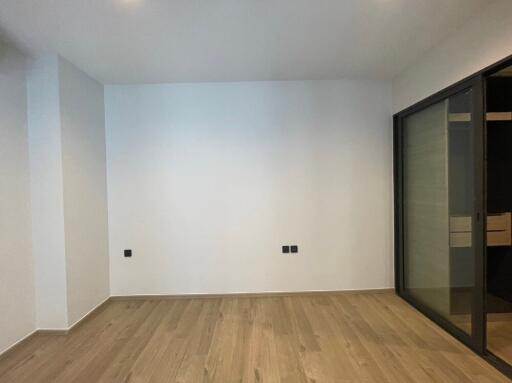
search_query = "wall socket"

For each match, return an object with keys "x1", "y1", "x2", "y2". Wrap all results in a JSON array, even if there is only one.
[
  {"x1": 282, "y1": 245, "x2": 298, "y2": 254},
  {"x1": 124, "y1": 249, "x2": 132, "y2": 258}
]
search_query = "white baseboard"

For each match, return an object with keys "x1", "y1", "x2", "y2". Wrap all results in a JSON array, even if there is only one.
[
  {"x1": 111, "y1": 287, "x2": 395, "y2": 300},
  {"x1": 0, "y1": 329, "x2": 38, "y2": 359},
  {"x1": 1, "y1": 296, "x2": 111, "y2": 357},
  {"x1": 1, "y1": 288, "x2": 394, "y2": 359}
]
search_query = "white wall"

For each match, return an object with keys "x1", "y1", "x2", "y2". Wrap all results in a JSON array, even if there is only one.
[
  {"x1": 0, "y1": 42, "x2": 36, "y2": 354},
  {"x1": 27, "y1": 55, "x2": 69, "y2": 329},
  {"x1": 59, "y1": 58, "x2": 109, "y2": 326},
  {"x1": 105, "y1": 80, "x2": 393, "y2": 296},
  {"x1": 27, "y1": 55, "x2": 109, "y2": 329},
  {"x1": 393, "y1": 0, "x2": 512, "y2": 113}
]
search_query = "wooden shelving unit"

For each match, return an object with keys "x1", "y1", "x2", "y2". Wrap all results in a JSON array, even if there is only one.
[
  {"x1": 488, "y1": 213, "x2": 512, "y2": 247},
  {"x1": 449, "y1": 213, "x2": 512, "y2": 248}
]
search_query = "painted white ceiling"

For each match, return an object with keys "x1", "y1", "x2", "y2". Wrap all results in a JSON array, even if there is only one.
[{"x1": 0, "y1": 0, "x2": 493, "y2": 84}]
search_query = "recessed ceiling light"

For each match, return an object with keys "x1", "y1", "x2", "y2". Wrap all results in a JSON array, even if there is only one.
[{"x1": 117, "y1": 0, "x2": 142, "y2": 7}]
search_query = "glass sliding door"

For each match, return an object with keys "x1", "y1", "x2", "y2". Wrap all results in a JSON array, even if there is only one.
[
  {"x1": 395, "y1": 78, "x2": 484, "y2": 350},
  {"x1": 402, "y1": 99, "x2": 454, "y2": 322}
]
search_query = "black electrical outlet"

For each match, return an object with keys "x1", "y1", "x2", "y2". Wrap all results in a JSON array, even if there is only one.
[
  {"x1": 124, "y1": 249, "x2": 132, "y2": 258},
  {"x1": 291, "y1": 245, "x2": 298, "y2": 253},
  {"x1": 282, "y1": 246, "x2": 290, "y2": 254}
]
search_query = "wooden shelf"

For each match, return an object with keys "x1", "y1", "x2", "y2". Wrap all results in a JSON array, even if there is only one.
[
  {"x1": 450, "y1": 216, "x2": 472, "y2": 248},
  {"x1": 487, "y1": 112, "x2": 512, "y2": 121},
  {"x1": 449, "y1": 213, "x2": 512, "y2": 248},
  {"x1": 448, "y1": 112, "x2": 512, "y2": 123},
  {"x1": 488, "y1": 213, "x2": 512, "y2": 247},
  {"x1": 448, "y1": 113, "x2": 471, "y2": 122},
  {"x1": 491, "y1": 66, "x2": 512, "y2": 77}
]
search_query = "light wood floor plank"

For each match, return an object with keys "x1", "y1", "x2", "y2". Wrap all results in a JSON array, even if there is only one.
[{"x1": 0, "y1": 292, "x2": 509, "y2": 382}]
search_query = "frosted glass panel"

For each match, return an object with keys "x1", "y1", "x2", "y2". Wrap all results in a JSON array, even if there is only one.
[{"x1": 403, "y1": 90, "x2": 474, "y2": 334}]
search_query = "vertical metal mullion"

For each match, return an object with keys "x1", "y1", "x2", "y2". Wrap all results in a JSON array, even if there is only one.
[
  {"x1": 393, "y1": 115, "x2": 404, "y2": 294},
  {"x1": 471, "y1": 74, "x2": 486, "y2": 355}
]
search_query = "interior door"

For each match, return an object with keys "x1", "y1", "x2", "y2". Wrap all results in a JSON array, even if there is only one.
[{"x1": 395, "y1": 76, "x2": 484, "y2": 352}]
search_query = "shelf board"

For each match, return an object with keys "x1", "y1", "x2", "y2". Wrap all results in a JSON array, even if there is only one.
[
  {"x1": 487, "y1": 112, "x2": 512, "y2": 121},
  {"x1": 448, "y1": 112, "x2": 512, "y2": 123},
  {"x1": 491, "y1": 66, "x2": 512, "y2": 77},
  {"x1": 448, "y1": 113, "x2": 471, "y2": 122}
]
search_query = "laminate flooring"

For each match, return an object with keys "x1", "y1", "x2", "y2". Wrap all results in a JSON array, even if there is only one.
[{"x1": 0, "y1": 292, "x2": 508, "y2": 382}]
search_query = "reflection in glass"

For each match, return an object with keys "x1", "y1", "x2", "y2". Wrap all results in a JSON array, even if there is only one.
[{"x1": 403, "y1": 90, "x2": 474, "y2": 334}]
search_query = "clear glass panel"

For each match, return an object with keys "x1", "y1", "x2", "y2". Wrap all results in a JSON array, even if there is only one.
[{"x1": 403, "y1": 90, "x2": 474, "y2": 334}]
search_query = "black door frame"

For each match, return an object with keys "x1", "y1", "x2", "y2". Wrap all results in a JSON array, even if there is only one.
[{"x1": 393, "y1": 53, "x2": 512, "y2": 379}]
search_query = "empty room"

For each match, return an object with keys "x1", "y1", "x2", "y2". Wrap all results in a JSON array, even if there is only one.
[{"x1": 2, "y1": 0, "x2": 512, "y2": 382}]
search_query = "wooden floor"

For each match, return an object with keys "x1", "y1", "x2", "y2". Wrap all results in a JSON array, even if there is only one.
[
  {"x1": 0, "y1": 292, "x2": 509, "y2": 383},
  {"x1": 488, "y1": 312, "x2": 512, "y2": 366}
]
